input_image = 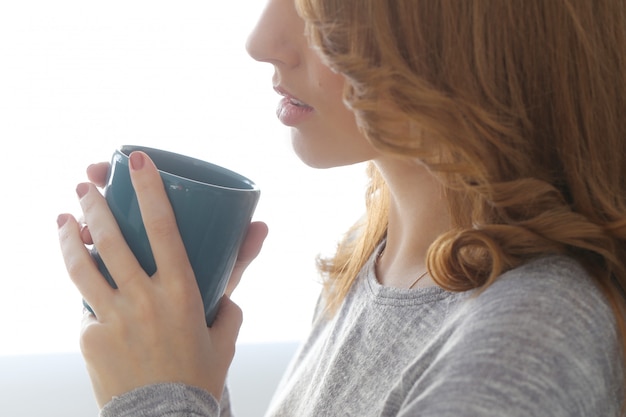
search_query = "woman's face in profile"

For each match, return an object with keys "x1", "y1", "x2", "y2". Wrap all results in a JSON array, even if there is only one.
[{"x1": 246, "y1": 0, "x2": 380, "y2": 169}]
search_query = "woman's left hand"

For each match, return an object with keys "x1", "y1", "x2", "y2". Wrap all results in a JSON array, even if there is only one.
[{"x1": 57, "y1": 151, "x2": 268, "y2": 408}]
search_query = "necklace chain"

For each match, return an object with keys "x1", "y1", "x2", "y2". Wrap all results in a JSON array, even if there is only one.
[
  {"x1": 408, "y1": 270, "x2": 429, "y2": 289},
  {"x1": 376, "y1": 247, "x2": 428, "y2": 289}
]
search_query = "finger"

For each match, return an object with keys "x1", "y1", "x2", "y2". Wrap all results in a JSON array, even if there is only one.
[
  {"x1": 127, "y1": 152, "x2": 192, "y2": 286},
  {"x1": 202, "y1": 296, "x2": 244, "y2": 400},
  {"x1": 225, "y1": 221, "x2": 269, "y2": 296},
  {"x1": 57, "y1": 213, "x2": 115, "y2": 313},
  {"x1": 77, "y1": 214, "x2": 94, "y2": 245},
  {"x1": 76, "y1": 182, "x2": 147, "y2": 289},
  {"x1": 210, "y1": 296, "x2": 243, "y2": 348},
  {"x1": 79, "y1": 311, "x2": 106, "y2": 366},
  {"x1": 80, "y1": 224, "x2": 94, "y2": 245},
  {"x1": 86, "y1": 162, "x2": 111, "y2": 188}
]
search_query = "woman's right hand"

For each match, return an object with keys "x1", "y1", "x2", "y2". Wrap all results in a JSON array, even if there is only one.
[
  {"x1": 62, "y1": 157, "x2": 268, "y2": 408},
  {"x1": 80, "y1": 161, "x2": 268, "y2": 296}
]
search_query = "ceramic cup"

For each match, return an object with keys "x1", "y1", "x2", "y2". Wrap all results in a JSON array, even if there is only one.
[{"x1": 85, "y1": 145, "x2": 260, "y2": 325}]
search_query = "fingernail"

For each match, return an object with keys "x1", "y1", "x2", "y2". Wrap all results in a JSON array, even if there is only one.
[
  {"x1": 129, "y1": 152, "x2": 145, "y2": 170},
  {"x1": 76, "y1": 183, "x2": 89, "y2": 198},
  {"x1": 57, "y1": 214, "x2": 69, "y2": 228}
]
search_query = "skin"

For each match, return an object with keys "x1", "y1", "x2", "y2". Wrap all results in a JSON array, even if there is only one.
[
  {"x1": 57, "y1": 0, "x2": 451, "y2": 409},
  {"x1": 246, "y1": 0, "x2": 377, "y2": 169},
  {"x1": 57, "y1": 156, "x2": 268, "y2": 407},
  {"x1": 246, "y1": 0, "x2": 451, "y2": 287}
]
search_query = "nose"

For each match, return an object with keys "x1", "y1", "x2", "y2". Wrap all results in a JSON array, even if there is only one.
[{"x1": 245, "y1": 0, "x2": 302, "y2": 68}]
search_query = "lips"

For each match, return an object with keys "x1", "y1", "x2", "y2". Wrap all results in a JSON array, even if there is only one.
[
  {"x1": 273, "y1": 86, "x2": 312, "y2": 107},
  {"x1": 274, "y1": 86, "x2": 314, "y2": 126}
]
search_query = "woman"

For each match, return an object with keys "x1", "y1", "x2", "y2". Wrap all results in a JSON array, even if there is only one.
[{"x1": 57, "y1": 0, "x2": 626, "y2": 415}]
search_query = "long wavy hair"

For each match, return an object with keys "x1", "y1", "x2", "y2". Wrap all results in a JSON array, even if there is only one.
[{"x1": 296, "y1": 0, "x2": 626, "y2": 396}]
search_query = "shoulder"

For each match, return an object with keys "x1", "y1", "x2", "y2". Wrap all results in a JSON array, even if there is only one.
[
  {"x1": 400, "y1": 255, "x2": 623, "y2": 416},
  {"x1": 460, "y1": 255, "x2": 617, "y2": 346},
  {"x1": 467, "y1": 255, "x2": 613, "y2": 324},
  {"x1": 455, "y1": 255, "x2": 619, "y2": 370}
]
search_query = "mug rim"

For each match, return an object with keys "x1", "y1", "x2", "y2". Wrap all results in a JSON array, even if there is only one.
[{"x1": 117, "y1": 145, "x2": 260, "y2": 192}]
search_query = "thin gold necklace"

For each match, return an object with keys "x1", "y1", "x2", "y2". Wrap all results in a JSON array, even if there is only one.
[
  {"x1": 408, "y1": 270, "x2": 429, "y2": 289},
  {"x1": 376, "y1": 247, "x2": 429, "y2": 289}
]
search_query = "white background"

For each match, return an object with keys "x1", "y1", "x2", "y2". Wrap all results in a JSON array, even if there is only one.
[{"x1": 0, "y1": 1, "x2": 366, "y2": 356}]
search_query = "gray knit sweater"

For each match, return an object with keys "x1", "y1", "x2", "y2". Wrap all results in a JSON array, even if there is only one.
[{"x1": 101, "y1": 254, "x2": 624, "y2": 416}]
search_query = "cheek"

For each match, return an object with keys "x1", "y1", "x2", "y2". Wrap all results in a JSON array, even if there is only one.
[
  {"x1": 316, "y1": 74, "x2": 361, "y2": 136},
  {"x1": 291, "y1": 63, "x2": 379, "y2": 167},
  {"x1": 317, "y1": 71, "x2": 347, "y2": 111}
]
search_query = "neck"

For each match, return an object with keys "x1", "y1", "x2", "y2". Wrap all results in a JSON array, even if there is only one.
[{"x1": 373, "y1": 156, "x2": 451, "y2": 288}]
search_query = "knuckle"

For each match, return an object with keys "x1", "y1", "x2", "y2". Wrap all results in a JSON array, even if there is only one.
[
  {"x1": 132, "y1": 296, "x2": 159, "y2": 322},
  {"x1": 166, "y1": 274, "x2": 189, "y2": 295},
  {"x1": 144, "y1": 215, "x2": 177, "y2": 240},
  {"x1": 65, "y1": 255, "x2": 91, "y2": 279},
  {"x1": 93, "y1": 231, "x2": 118, "y2": 256},
  {"x1": 166, "y1": 273, "x2": 202, "y2": 309}
]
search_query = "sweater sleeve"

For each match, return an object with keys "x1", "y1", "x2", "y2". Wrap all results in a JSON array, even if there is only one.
[
  {"x1": 99, "y1": 383, "x2": 223, "y2": 417},
  {"x1": 387, "y1": 258, "x2": 623, "y2": 417}
]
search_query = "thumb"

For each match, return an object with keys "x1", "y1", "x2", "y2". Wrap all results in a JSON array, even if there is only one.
[
  {"x1": 226, "y1": 221, "x2": 269, "y2": 296},
  {"x1": 210, "y1": 296, "x2": 244, "y2": 352},
  {"x1": 203, "y1": 295, "x2": 243, "y2": 400}
]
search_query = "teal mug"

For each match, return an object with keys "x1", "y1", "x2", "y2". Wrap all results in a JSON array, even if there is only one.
[{"x1": 85, "y1": 145, "x2": 260, "y2": 325}]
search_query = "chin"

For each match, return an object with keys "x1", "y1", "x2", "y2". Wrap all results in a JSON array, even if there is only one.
[
  {"x1": 294, "y1": 152, "x2": 339, "y2": 169},
  {"x1": 289, "y1": 130, "x2": 374, "y2": 169},
  {"x1": 293, "y1": 150, "x2": 366, "y2": 170},
  {"x1": 290, "y1": 135, "x2": 330, "y2": 169}
]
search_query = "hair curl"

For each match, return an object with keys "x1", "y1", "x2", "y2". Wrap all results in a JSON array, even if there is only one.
[{"x1": 298, "y1": 0, "x2": 626, "y2": 402}]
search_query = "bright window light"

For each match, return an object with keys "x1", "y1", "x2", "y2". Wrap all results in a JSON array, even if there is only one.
[{"x1": 0, "y1": 1, "x2": 366, "y2": 356}]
